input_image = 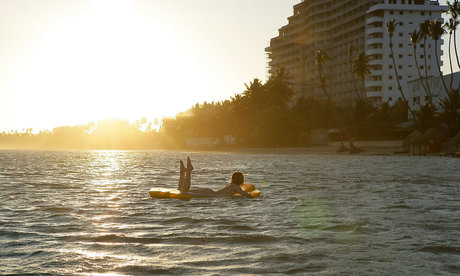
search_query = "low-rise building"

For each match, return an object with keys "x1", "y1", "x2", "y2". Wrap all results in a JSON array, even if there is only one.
[{"x1": 406, "y1": 71, "x2": 460, "y2": 110}]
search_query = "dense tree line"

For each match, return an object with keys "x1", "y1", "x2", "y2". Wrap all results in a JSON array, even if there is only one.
[
  {"x1": 0, "y1": 119, "x2": 163, "y2": 149},
  {"x1": 162, "y1": 68, "x2": 410, "y2": 148},
  {"x1": 2, "y1": 2, "x2": 460, "y2": 151},
  {"x1": 162, "y1": 2, "x2": 460, "y2": 151}
]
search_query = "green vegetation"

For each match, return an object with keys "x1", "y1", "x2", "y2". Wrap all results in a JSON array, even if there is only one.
[
  {"x1": 2, "y1": 3, "x2": 460, "y2": 152},
  {"x1": 0, "y1": 119, "x2": 163, "y2": 150}
]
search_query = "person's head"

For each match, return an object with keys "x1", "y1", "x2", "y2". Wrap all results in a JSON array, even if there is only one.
[{"x1": 230, "y1": 171, "x2": 245, "y2": 185}]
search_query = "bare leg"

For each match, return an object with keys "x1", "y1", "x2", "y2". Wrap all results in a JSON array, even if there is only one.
[
  {"x1": 178, "y1": 160, "x2": 186, "y2": 192},
  {"x1": 183, "y1": 157, "x2": 193, "y2": 193}
]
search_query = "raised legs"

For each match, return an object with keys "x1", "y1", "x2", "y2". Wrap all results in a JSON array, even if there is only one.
[
  {"x1": 178, "y1": 160, "x2": 186, "y2": 192},
  {"x1": 178, "y1": 157, "x2": 193, "y2": 193}
]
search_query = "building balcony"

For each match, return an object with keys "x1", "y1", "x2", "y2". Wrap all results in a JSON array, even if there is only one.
[
  {"x1": 366, "y1": 16, "x2": 383, "y2": 25},
  {"x1": 365, "y1": 81, "x2": 382, "y2": 88},
  {"x1": 366, "y1": 37, "x2": 383, "y2": 46},
  {"x1": 370, "y1": 68, "x2": 383, "y2": 75},
  {"x1": 369, "y1": 59, "x2": 382, "y2": 66},
  {"x1": 366, "y1": 27, "x2": 383, "y2": 36},
  {"x1": 366, "y1": 48, "x2": 383, "y2": 56},
  {"x1": 366, "y1": 91, "x2": 382, "y2": 99}
]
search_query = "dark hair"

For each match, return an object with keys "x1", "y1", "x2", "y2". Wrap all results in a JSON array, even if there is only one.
[{"x1": 231, "y1": 171, "x2": 244, "y2": 185}]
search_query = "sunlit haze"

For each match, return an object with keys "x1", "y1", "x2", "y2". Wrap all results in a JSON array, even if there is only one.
[{"x1": 0, "y1": 0, "x2": 298, "y2": 131}]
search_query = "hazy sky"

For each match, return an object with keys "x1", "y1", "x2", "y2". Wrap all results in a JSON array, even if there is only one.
[
  {"x1": 0, "y1": 0, "x2": 452, "y2": 132},
  {"x1": 0, "y1": 0, "x2": 299, "y2": 131}
]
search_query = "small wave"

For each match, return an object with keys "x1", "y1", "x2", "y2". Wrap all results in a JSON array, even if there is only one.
[
  {"x1": 385, "y1": 204, "x2": 412, "y2": 209},
  {"x1": 286, "y1": 264, "x2": 327, "y2": 274},
  {"x1": 43, "y1": 207, "x2": 73, "y2": 213},
  {"x1": 322, "y1": 224, "x2": 356, "y2": 232},
  {"x1": 117, "y1": 265, "x2": 192, "y2": 275},
  {"x1": 218, "y1": 225, "x2": 256, "y2": 231},
  {"x1": 165, "y1": 234, "x2": 278, "y2": 245},
  {"x1": 419, "y1": 246, "x2": 460, "y2": 255},
  {"x1": 63, "y1": 234, "x2": 161, "y2": 244},
  {"x1": 163, "y1": 217, "x2": 201, "y2": 224},
  {"x1": 65, "y1": 233, "x2": 279, "y2": 245}
]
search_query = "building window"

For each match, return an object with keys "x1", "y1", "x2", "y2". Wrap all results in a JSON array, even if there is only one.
[
  {"x1": 399, "y1": 33, "x2": 403, "y2": 37},
  {"x1": 389, "y1": 75, "x2": 393, "y2": 80},
  {"x1": 399, "y1": 54, "x2": 403, "y2": 58},
  {"x1": 389, "y1": 65, "x2": 393, "y2": 69},
  {"x1": 389, "y1": 86, "x2": 393, "y2": 90},
  {"x1": 389, "y1": 97, "x2": 393, "y2": 101},
  {"x1": 398, "y1": 65, "x2": 402, "y2": 69},
  {"x1": 399, "y1": 43, "x2": 403, "y2": 48},
  {"x1": 420, "y1": 65, "x2": 424, "y2": 69}
]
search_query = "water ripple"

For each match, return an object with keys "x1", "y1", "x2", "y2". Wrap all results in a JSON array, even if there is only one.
[{"x1": 0, "y1": 150, "x2": 459, "y2": 275}]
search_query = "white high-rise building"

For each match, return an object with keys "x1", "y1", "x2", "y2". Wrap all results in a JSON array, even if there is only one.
[{"x1": 265, "y1": 0, "x2": 446, "y2": 106}]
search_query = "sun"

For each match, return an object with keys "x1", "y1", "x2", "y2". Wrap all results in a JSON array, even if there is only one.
[{"x1": 11, "y1": 0, "x2": 212, "y2": 130}]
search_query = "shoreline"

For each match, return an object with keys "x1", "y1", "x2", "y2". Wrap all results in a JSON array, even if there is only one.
[
  {"x1": 185, "y1": 140, "x2": 407, "y2": 156},
  {"x1": 2, "y1": 140, "x2": 453, "y2": 157}
]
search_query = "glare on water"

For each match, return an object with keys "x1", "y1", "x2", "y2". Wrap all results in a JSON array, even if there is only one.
[{"x1": 0, "y1": 150, "x2": 459, "y2": 275}]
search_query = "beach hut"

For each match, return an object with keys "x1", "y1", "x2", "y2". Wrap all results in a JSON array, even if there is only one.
[
  {"x1": 421, "y1": 128, "x2": 444, "y2": 153},
  {"x1": 405, "y1": 130, "x2": 424, "y2": 155},
  {"x1": 450, "y1": 131, "x2": 460, "y2": 153}
]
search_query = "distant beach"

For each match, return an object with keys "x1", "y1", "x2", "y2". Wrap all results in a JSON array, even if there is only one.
[{"x1": 186, "y1": 140, "x2": 406, "y2": 156}]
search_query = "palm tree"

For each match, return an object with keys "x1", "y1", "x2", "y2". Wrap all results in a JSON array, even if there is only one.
[
  {"x1": 265, "y1": 68, "x2": 293, "y2": 109},
  {"x1": 444, "y1": 18, "x2": 458, "y2": 89},
  {"x1": 352, "y1": 52, "x2": 371, "y2": 101},
  {"x1": 420, "y1": 20, "x2": 434, "y2": 102},
  {"x1": 447, "y1": 0, "x2": 460, "y2": 70},
  {"x1": 243, "y1": 78, "x2": 265, "y2": 107},
  {"x1": 386, "y1": 19, "x2": 413, "y2": 115},
  {"x1": 315, "y1": 50, "x2": 347, "y2": 151},
  {"x1": 409, "y1": 30, "x2": 430, "y2": 99},
  {"x1": 348, "y1": 46, "x2": 361, "y2": 99},
  {"x1": 439, "y1": 88, "x2": 460, "y2": 137},
  {"x1": 428, "y1": 19, "x2": 448, "y2": 94},
  {"x1": 314, "y1": 50, "x2": 331, "y2": 100}
]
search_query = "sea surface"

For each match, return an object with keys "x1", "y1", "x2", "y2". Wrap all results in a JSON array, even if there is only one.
[{"x1": 0, "y1": 150, "x2": 459, "y2": 275}]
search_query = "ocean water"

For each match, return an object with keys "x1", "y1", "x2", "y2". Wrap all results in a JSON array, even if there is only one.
[{"x1": 0, "y1": 150, "x2": 459, "y2": 275}]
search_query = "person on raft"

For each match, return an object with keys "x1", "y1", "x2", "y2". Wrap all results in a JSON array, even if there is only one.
[{"x1": 177, "y1": 157, "x2": 254, "y2": 198}]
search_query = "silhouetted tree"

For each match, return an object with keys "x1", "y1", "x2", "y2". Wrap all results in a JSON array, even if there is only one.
[
  {"x1": 387, "y1": 19, "x2": 413, "y2": 115},
  {"x1": 352, "y1": 52, "x2": 371, "y2": 100},
  {"x1": 429, "y1": 19, "x2": 448, "y2": 94}
]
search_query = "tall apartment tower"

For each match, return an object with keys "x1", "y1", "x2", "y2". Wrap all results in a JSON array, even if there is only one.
[{"x1": 265, "y1": 0, "x2": 446, "y2": 106}]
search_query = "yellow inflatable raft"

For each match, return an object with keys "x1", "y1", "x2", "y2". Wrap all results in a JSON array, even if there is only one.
[{"x1": 149, "y1": 183, "x2": 260, "y2": 200}]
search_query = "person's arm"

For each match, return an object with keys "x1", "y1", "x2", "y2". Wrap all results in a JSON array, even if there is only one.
[{"x1": 233, "y1": 184, "x2": 253, "y2": 198}]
